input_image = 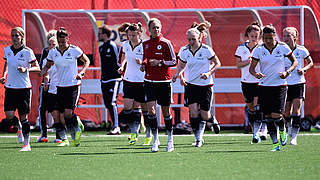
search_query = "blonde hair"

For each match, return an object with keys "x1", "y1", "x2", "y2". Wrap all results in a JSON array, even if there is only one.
[
  {"x1": 190, "y1": 21, "x2": 211, "y2": 38},
  {"x1": 148, "y1": 18, "x2": 161, "y2": 29},
  {"x1": 47, "y1": 30, "x2": 57, "y2": 42},
  {"x1": 283, "y1": 27, "x2": 299, "y2": 38},
  {"x1": 11, "y1": 27, "x2": 25, "y2": 44}
]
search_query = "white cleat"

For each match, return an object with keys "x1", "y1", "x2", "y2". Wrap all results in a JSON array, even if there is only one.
[
  {"x1": 20, "y1": 144, "x2": 31, "y2": 151},
  {"x1": 151, "y1": 141, "x2": 160, "y2": 152},
  {"x1": 290, "y1": 138, "x2": 297, "y2": 145},
  {"x1": 192, "y1": 139, "x2": 204, "y2": 146},
  {"x1": 194, "y1": 140, "x2": 204, "y2": 147},
  {"x1": 166, "y1": 141, "x2": 174, "y2": 152}
]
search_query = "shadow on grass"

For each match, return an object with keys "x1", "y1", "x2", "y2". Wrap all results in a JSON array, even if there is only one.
[{"x1": 59, "y1": 151, "x2": 155, "y2": 156}]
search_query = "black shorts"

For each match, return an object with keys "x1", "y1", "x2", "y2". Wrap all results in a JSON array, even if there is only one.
[
  {"x1": 123, "y1": 80, "x2": 146, "y2": 103},
  {"x1": 241, "y1": 82, "x2": 259, "y2": 103},
  {"x1": 259, "y1": 86, "x2": 287, "y2": 115},
  {"x1": 47, "y1": 92, "x2": 59, "y2": 112},
  {"x1": 101, "y1": 80, "x2": 120, "y2": 106},
  {"x1": 57, "y1": 85, "x2": 80, "y2": 112},
  {"x1": 144, "y1": 81, "x2": 172, "y2": 106},
  {"x1": 184, "y1": 83, "x2": 213, "y2": 111},
  {"x1": 287, "y1": 83, "x2": 305, "y2": 102},
  {"x1": 4, "y1": 88, "x2": 31, "y2": 115}
]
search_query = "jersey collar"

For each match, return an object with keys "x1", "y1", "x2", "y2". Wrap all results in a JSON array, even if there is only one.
[{"x1": 10, "y1": 45, "x2": 24, "y2": 56}]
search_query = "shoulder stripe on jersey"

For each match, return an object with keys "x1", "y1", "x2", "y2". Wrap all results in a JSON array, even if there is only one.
[
  {"x1": 285, "y1": 51, "x2": 293, "y2": 57},
  {"x1": 161, "y1": 38, "x2": 176, "y2": 66},
  {"x1": 235, "y1": 55, "x2": 241, "y2": 58},
  {"x1": 29, "y1": 59, "x2": 37, "y2": 63},
  {"x1": 47, "y1": 59, "x2": 54, "y2": 62},
  {"x1": 252, "y1": 57, "x2": 260, "y2": 61}
]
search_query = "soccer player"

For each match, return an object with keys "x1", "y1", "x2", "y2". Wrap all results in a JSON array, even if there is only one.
[
  {"x1": 140, "y1": 18, "x2": 176, "y2": 152},
  {"x1": 0, "y1": 27, "x2": 40, "y2": 151},
  {"x1": 98, "y1": 25, "x2": 122, "y2": 135},
  {"x1": 235, "y1": 22, "x2": 267, "y2": 143},
  {"x1": 117, "y1": 22, "x2": 152, "y2": 145},
  {"x1": 41, "y1": 27, "x2": 89, "y2": 147},
  {"x1": 172, "y1": 21, "x2": 221, "y2": 147},
  {"x1": 282, "y1": 27, "x2": 313, "y2": 145},
  {"x1": 249, "y1": 24, "x2": 298, "y2": 151},
  {"x1": 37, "y1": 30, "x2": 62, "y2": 143}
]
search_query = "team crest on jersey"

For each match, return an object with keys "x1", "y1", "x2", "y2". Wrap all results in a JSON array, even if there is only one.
[
  {"x1": 67, "y1": 52, "x2": 71, "y2": 57},
  {"x1": 55, "y1": 53, "x2": 59, "y2": 57},
  {"x1": 7, "y1": 52, "x2": 11, "y2": 57},
  {"x1": 262, "y1": 51, "x2": 267, "y2": 57},
  {"x1": 107, "y1": 48, "x2": 110, "y2": 53},
  {"x1": 198, "y1": 53, "x2": 203, "y2": 58},
  {"x1": 157, "y1": 45, "x2": 162, "y2": 50},
  {"x1": 243, "y1": 51, "x2": 247, "y2": 55},
  {"x1": 274, "y1": 49, "x2": 282, "y2": 57},
  {"x1": 20, "y1": 53, "x2": 24, "y2": 58},
  {"x1": 295, "y1": 52, "x2": 300, "y2": 58}
]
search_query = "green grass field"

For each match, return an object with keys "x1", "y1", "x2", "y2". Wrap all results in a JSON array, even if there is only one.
[{"x1": 0, "y1": 131, "x2": 319, "y2": 180}]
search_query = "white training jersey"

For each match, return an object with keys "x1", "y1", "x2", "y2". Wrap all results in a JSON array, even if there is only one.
[
  {"x1": 252, "y1": 41, "x2": 292, "y2": 86},
  {"x1": 3, "y1": 45, "x2": 36, "y2": 89},
  {"x1": 47, "y1": 45, "x2": 83, "y2": 87},
  {"x1": 235, "y1": 42, "x2": 260, "y2": 83},
  {"x1": 42, "y1": 58, "x2": 58, "y2": 94},
  {"x1": 120, "y1": 41, "x2": 145, "y2": 82},
  {"x1": 285, "y1": 45, "x2": 310, "y2": 85},
  {"x1": 178, "y1": 44, "x2": 216, "y2": 86}
]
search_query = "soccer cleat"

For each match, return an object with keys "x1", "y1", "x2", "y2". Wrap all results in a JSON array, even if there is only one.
[
  {"x1": 151, "y1": 140, "x2": 160, "y2": 152},
  {"x1": 52, "y1": 139, "x2": 62, "y2": 143},
  {"x1": 290, "y1": 138, "x2": 297, "y2": 145},
  {"x1": 166, "y1": 141, "x2": 174, "y2": 152},
  {"x1": 20, "y1": 144, "x2": 31, "y2": 151},
  {"x1": 194, "y1": 140, "x2": 204, "y2": 147},
  {"x1": 192, "y1": 139, "x2": 204, "y2": 146},
  {"x1": 270, "y1": 142, "x2": 281, "y2": 152},
  {"x1": 260, "y1": 135, "x2": 267, "y2": 141},
  {"x1": 73, "y1": 131, "x2": 81, "y2": 147},
  {"x1": 280, "y1": 130, "x2": 288, "y2": 146},
  {"x1": 252, "y1": 134, "x2": 261, "y2": 144},
  {"x1": 212, "y1": 123, "x2": 221, "y2": 134},
  {"x1": 77, "y1": 116, "x2": 84, "y2": 132},
  {"x1": 17, "y1": 130, "x2": 24, "y2": 143},
  {"x1": 143, "y1": 137, "x2": 152, "y2": 146},
  {"x1": 129, "y1": 133, "x2": 137, "y2": 145},
  {"x1": 37, "y1": 135, "x2": 48, "y2": 143},
  {"x1": 107, "y1": 127, "x2": 121, "y2": 135},
  {"x1": 58, "y1": 139, "x2": 70, "y2": 147}
]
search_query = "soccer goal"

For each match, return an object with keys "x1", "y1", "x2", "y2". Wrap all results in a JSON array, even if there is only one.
[{"x1": 22, "y1": 6, "x2": 320, "y2": 127}]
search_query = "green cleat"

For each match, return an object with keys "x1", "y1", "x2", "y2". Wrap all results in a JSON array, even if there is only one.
[
  {"x1": 129, "y1": 133, "x2": 137, "y2": 145},
  {"x1": 279, "y1": 130, "x2": 288, "y2": 146},
  {"x1": 58, "y1": 139, "x2": 70, "y2": 147},
  {"x1": 73, "y1": 131, "x2": 81, "y2": 147},
  {"x1": 270, "y1": 142, "x2": 280, "y2": 152},
  {"x1": 77, "y1": 116, "x2": 84, "y2": 132},
  {"x1": 143, "y1": 137, "x2": 152, "y2": 146}
]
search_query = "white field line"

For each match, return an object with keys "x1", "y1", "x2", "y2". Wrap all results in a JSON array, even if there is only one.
[{"x1": 0, "y1": 133, "x2": 320, "y2": 138}]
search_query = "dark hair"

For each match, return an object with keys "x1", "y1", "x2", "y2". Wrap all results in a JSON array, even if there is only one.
[
  {"x1": 263, "y1": 24, "x2": 277, "y2": 35},
  {"x1": 245, "y1": 21, "x2": 262, "y2": 37},
  {"x1": 56, "y1": 27, "x2": 69, "y2": 37},
  {"x1": 99, "y1": 25, "x2": 112, "y2": 38},
  {"x1": 118, "y1": 22, "x2": 143, "y2": 33}
]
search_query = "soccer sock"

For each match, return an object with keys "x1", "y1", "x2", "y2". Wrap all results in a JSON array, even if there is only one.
[
  {"x1": 266, "y1": 119, "x2": 278, "y2": 144},
  {"x1": 274, "y1": 117, "x2": 285, "y2": 131},
  {"x1": 190, "y1": 117, "x2": 199, "y2": 139},
  {"x1": 123, "y1": 109, "x2": 133, "y2": 133},
  {"x1": 21, "y1": 119, "x2": 30, "y2": 146},
  {"x1": 164, "y1": 116, "x2": 173, "y2": 142},
  {"x1": 285, "y1": 116, "x2": 292, "y2": 136},
  {"x1": 291, "y1": 115, "x2": 301, "y2": 140},
  {"x1": 133, "y1": 109, "x2": 142, "y2": 134},
  {"x1": 253, "y1": 111, "x2": 263, "y2": 135},
  {"x1": 143, "y1": 112, "x2": 151, "y2": 138},
  {"x1": 53, "y1": 122, "x2": 67, "y2": 140},
  {"x1": 260, "y1": 120, "x2": 268, "y2": 136},
  {"x1": 149, "y1": 115, "x2": 158, "y2": 143},
  {"x1": 65, "y1": 116, "x2": 75, "y2": 140},
  {"x1": 198, "y1": 120, "x2": 206, "y2": 142},
  {"x1": 247, "y1": 110, "x2": 256, "y2": 131}
]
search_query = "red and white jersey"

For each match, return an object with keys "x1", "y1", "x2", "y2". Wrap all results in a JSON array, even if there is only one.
[
  {"x1": 235, "y1": 42, "x2": 260, "y2": 83},
  {"x1": 178, "y1": 44, "x2": 215, "y2": 86},
  {"x1": 3, "y1": 45, "x2": 36, "y2": 89},
  {"x1": 252, "y1": 41, "x2": 292, "y2": 86},
  {"x1": 42, "y1": 58, "x2": 58, "y2": 94},
  {"x1": 285, "y1": 45, "x2": 310, "y2": 85},
  {"x1": 119, "y1": 41, "x2": 145, "y2": 82},
  {"x1": 47, "y1": 45, "x2": 83, "y2": 87},
  {"x1": 142, "y1": 34, "x2": 176, "y2": 82}
]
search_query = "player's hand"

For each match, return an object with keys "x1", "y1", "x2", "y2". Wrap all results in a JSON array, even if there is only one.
[
  {"x1": 17, "y1": 67, "x2": 26, "y2": 73},
  {"x1": 117, "y1": 67, "x2": 124, "y2": 74},
  {"x1": 140, "y1": 65, "x2": 145, "y2": 72},
  {"x1": 279, "y1": 71, "x2": 289, "y2": 79},
  {"x1": 135, "y1": 58, "x2": 142, "y2": 65},
  {"x1": 254, "y1": 73, "x2": 266, "y2": 79},
  {"x1": 298, "y1": 69, "x2": 305, "y2": 75},
  {"x1": 75, "y1": 73, "x2": 84, "y2": 80},
  {"x1": 172, "y1": 73, "x2": 179, "y2": 82},
  {"x1": 200, "y1": 72, "x2": 210, "y2": 80},
  {"x1": 150, "y1": 59, "x2": 160, "y2": 66},
  {"x1": 0, "y1": 77, "x2": 5, "y2": 84}
]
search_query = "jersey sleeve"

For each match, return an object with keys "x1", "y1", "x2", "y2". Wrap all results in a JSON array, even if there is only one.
[
  {"x1": 118, "y1": 45, "x2": 125, "y2": 65},
  {"x1": 3, "y1": 47, "x2": 8, "y2": 60},
  {"x1": 27, "y1": 49, "x2": 37, "y2": 63},
  {"x1": 177, "y1": 47, "x2": 187, "y2": 63},
  {"x1": 302, "y1": 46, "x2": 310, "y2": 59},
  {"x1": 282, "y1": 44, "x2": 293, "y2": 57},
  {"x1": 47, "y1": 49, "x2": 54, "y2": 62},
  {"x1": 252, "y1": 47, "x2": 260, "y2": 61},
  {"x1": 235, "y1": 46, "x2": 242, "y2": 58},
  {"x1": 163, "y1": 40, "x2": 176, "y2": 66},
  {"x1": 207, "y1": 47, "x2": 216, "y2": 60},
  {"x1": 74, "y1": 46, "x2": 84, "y2": 58}
]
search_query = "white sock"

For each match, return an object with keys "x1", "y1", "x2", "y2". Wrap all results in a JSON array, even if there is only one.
[
  {"x1": 198, "y1": 121, "x2": 206, "y2": 141},
  {"x1": 167, "y1": 130, "x2": 173, "y2": 142},
  {"x1": 291, "y1": 127, "x2": 299, "y2": 140},
  {"x1": 146, "y1": 126, "x2": 151, "y2": 138},
  {"x1": 152, "y1": 129, "x2": 159, "y2": 144},
  {"x1": 253, "y1": 122, "x2": 262, "y2": 135}
]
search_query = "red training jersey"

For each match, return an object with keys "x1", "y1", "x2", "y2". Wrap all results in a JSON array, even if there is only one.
[{"x1": 142, "y1": 34, "x2": 176, "y2": 82}]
